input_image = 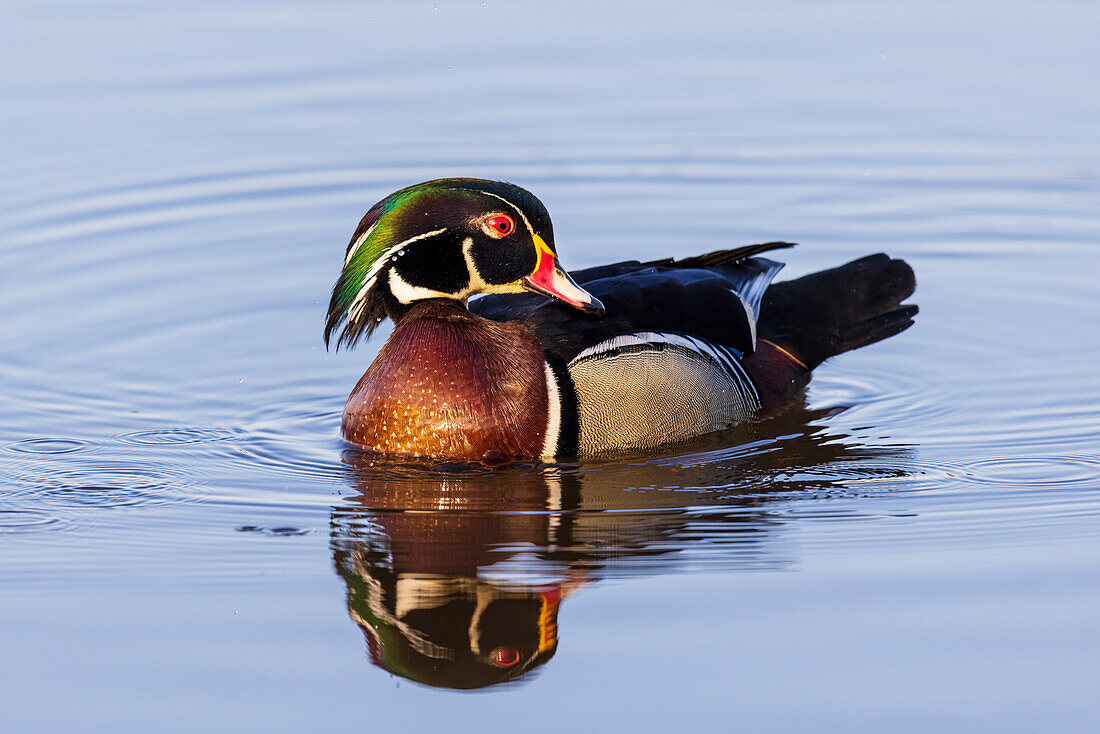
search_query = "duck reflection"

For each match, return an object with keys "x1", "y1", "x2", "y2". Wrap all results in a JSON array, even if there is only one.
[
  {"x1": 330, "y1": 406, "x2": 912, "y2": 689},
  {"x1": 331, "y1": 471, "x2": 578, "y2": 689}
]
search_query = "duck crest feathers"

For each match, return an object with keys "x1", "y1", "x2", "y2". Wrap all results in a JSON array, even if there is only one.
[{"x1": 325, "y1": 179, "x2": 555, "y2": 351}]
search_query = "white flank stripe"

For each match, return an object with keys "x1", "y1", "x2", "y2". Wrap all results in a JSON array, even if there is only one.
[
  {"x1": 541, "y1": 361, "x2": 562, "y2": 459},
  {"x1": 568, "y1": 331, "x2": 761, "y2": 410},
  {"x1": 684, "y1": 334, "x2": 736, "y2": 373},
  {"x1": 730, "y1": 354, "x2": 761, "y2": 409},
  {"x1": 545, "y1": 473, "x2": 563, "y2": 537},
  {"x1": 570, "y1": 332, "x2": 705, "y2": 364}
]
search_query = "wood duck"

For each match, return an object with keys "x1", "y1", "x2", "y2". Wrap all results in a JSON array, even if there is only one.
[
  {"x1": 333, "y1": 487, "x2": 569, "y2": 689},
  {"x1": 325, "y1": 178, "x2": 917, "y2": 461}
]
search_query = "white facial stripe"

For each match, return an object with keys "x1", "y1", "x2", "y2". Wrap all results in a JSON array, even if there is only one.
[
  {"x1": 461, "y1": 236, "x2": 485, "y2": 289},
  {"x1": 468, "y1": 587, "x2": 496, "y2": 657},
  {"x1": 344, "y1": 222, "x2": 377, "y2": 265},
  {"x1": 459, "y1": 234, "x2": 529, "y2": 296},
  {"x1": 386, "y1": 235, "x2": 526, "y2": 307},
  {"x1": 394, "y1": 576, "x2": 467, "y2": 617},
  {"x1": 541, "y1": 361, "x2": 561, "y2": 459},
  {"x1": 347, "y1": 226, "x2": 448, "y2": 315},
  {"x1": 347, "y1": 191, "x2": 538, "y2": 317},
  {"x1": 476, "y1": 190, "x2": 536, "y2": 236},
  {"x1": 388, "y1": 267, "x2": 456, "y2": 305},
  {"x1": 348, "y1": 292, "x2": 368, "y2": 324},
  {"x1": 352, "y1": 573, "x2": 455, "y2": 661}
]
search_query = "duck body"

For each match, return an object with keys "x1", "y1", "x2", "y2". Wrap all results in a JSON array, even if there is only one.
[{"x1": 327, "y1": 179, "x2": 917, "y2": 461}]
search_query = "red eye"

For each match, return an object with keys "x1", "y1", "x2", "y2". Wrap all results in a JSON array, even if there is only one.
[
  {"x1": 489, "y1": 646, "x2": 521, "y2": 667},
  {"x1": 485, "y1": 214, "x2": 514, "y2": 237}
]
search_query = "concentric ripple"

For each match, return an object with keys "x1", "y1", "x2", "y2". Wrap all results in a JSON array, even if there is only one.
[
  {"x1": 7, "y1": 438, "x2": 91, "y2": 455},
  {"x1": 0, "y1": 447, "x2": 214, "y2": 534},
  {"x1": 119, "y1": 427, "x2": 243, "y2": 446},
  {"x1": 0, "y1": 508, "x2": 73, "y2": 534},
  {"x1": 959, "y1": 455, "x2": 1100, "y2": 488}
]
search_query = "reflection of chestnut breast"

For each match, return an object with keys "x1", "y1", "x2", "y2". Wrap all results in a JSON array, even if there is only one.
[{"x1": 378, "y1": 511, "x2": 553, "y2": 576}]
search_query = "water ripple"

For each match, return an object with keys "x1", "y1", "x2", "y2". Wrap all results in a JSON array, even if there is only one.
[
  {"x1": 1, "y1": 449, "x2": 211, "y2": 534},
  {"x1": 1, "y1": 130, "x2": 1099, "y2": 559},
  {"x1": 118, "y1": 426, "x2": 243, "y2": 446},
  {"x1": 7, "y1": 437, "x2": 92, "y2": 455},
  {"x1": 0, "y1": 508, "x2": 72, "y2": 534},
  {"x1": 960, "y1": 455, "x2": 1100, "y2": 488}
]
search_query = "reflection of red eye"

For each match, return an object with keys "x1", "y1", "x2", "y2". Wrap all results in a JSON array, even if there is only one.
[
  {"x1": 485, "y1": 214, "x2": 514, "y2": 237},
  {"x1": 489, "y1": 646, "x2": 521, "y2": 667}
]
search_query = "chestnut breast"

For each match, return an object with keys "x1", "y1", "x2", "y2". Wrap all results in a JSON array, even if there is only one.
[{"x1": 342, "y1": 301, "x2": 552, "y2": 460}]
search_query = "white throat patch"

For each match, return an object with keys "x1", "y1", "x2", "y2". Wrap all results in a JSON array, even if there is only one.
[
  {"x1": 347, "y1": 227, "x2": 448, "y2": 318},
  {"x1": 387, "y1": 268, "x2": 460, "y2": 305}
]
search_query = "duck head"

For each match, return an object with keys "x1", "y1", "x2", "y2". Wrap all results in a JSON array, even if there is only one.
[{"x1": 325, "y1": 178, "x2": 604, "y2": 349}]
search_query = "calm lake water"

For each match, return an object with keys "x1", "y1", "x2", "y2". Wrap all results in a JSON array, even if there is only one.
[{"x1": 3, "y1": 1, "x2": 1100, "y2": 731}]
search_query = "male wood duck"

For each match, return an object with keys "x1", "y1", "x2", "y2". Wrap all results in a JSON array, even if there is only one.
[
  {"x1": 325, "y1": 178, "x2": 917, "y2": 461},
  {"x1": 333, "y1": 488, "x2": 568, "y2": 689}
]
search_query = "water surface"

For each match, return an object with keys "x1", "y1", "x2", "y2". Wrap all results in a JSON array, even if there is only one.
[{"x1": 2, "y1": 1, "x2": 1100, "y2": 731}]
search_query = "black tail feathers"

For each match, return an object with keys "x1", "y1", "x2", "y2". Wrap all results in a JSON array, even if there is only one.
[{"x1": 758, "y1": 254, "x2": 917, "y2": 370}]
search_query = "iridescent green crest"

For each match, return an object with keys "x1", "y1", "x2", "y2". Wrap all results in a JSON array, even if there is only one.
[
  {"x1": 324, "y1": 178, "x2": 554, "y2": 350},
  {"x1": 324, "y1": 184, "x2": 437, "y2": 349}
]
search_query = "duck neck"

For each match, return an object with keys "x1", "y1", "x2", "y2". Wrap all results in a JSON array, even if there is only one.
[{"x1": 389, "y1": 296, "x2": 468, "y2": 326}]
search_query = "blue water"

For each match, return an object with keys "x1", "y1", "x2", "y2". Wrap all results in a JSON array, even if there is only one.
[{"x1": 2, "y1": 1, "x2": 1100, "y2": 731}]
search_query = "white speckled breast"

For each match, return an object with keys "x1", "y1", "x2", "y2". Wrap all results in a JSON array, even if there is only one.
[{"x1": 341, "y1": 301, "x2": 553, "y2": 460}]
